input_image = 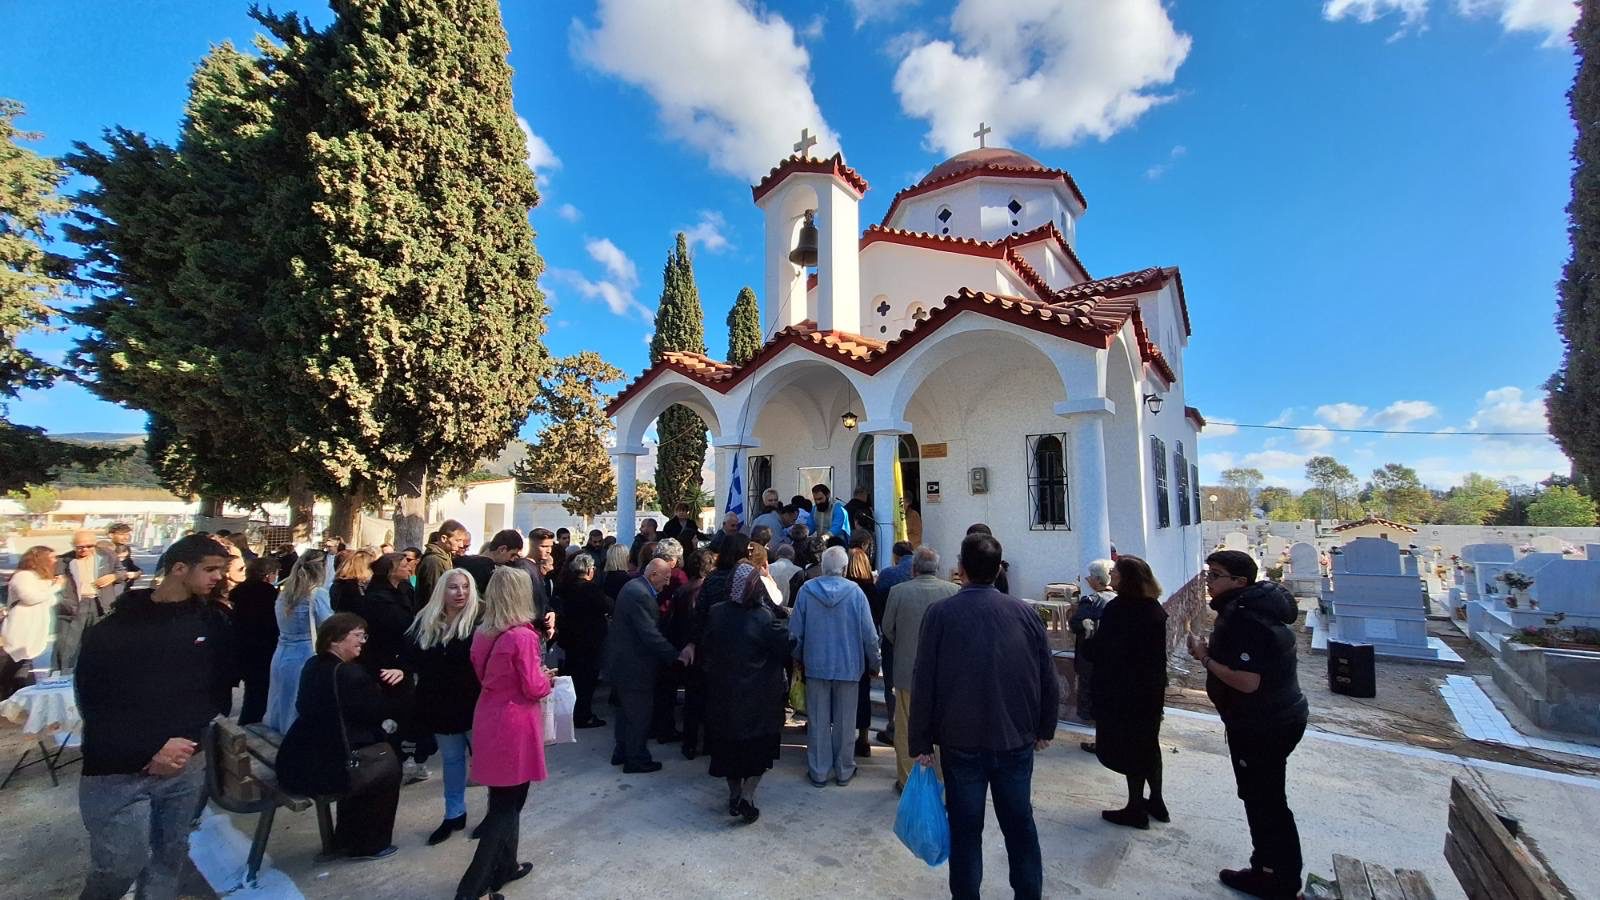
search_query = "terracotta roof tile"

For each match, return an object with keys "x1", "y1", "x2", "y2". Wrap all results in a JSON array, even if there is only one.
[
  {"x1": 1330, "y1": 516, "x2": 1419, "y2": 534},
  {"x1": 1185, "y1": 406, "x2": 1206, "y2": 428},
  {"x1": 751, "y1": 153, "x2": 869, "y2": 204}
]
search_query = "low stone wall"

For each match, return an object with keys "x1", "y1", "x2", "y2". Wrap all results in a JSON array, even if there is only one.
[
  {"x1": 1161, "y1": 573, "x2": 1208, "y2": 655},
  {"x1": 1492, "y1": 641, "x2": 1600, "y2": 737}
]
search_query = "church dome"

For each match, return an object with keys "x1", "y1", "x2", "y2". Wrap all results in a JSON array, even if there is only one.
[{"x1": 919, "y1": 147, "x2": 1048, "y2": 185}]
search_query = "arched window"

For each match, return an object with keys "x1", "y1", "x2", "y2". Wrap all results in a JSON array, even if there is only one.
[
  {"x1": 1151, "y1": 435, "x2": 1170, "y2": 528},
  {"x1": 853, "y1": 435, "x2": 921, "y2": 514},
  {"x1": 1028, "y1": 433, "x2": 1069, "y2": 530},
  {"x1": 1174, "y1": 441, "x2": 1191, "y2": 526}
]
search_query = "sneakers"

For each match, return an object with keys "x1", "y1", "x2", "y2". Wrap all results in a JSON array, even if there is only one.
[
  {"x1": 351, "y1": 845, "x2": 398, "y2": 861},
  {"x1": 402, "y1": 761, "x2": 430, "y2": 784},
  {"x1": 1218, "y1": 866, "x2": 1301, "y2": 899}
]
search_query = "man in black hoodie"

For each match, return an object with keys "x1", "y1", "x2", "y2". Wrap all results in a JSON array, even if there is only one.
[
  {"x1": 75, "y1": 534, "x2": 234, "y2": 900},
  {"x1": 1188, "y1": 550, "x2": 1309, "y2": 900}
]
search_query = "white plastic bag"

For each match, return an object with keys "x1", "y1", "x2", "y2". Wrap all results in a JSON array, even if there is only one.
[{"x1": 541, "y1": 675, "x2": 577, "y2": 745}]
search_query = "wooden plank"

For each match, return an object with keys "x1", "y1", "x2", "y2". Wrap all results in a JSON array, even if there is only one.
[
  {"x1": 241, "y1": 732, "x2": 281, "y2": 768},
  {"x1": 1334, "y1": 854, "x2": 1376, "y2": 900},
  {"x1": 1450, "y1": 779, "x2": 1563, "y2": 900},
  {"x1": 1445, "y1": 818, "x2": 1518, "y2": 900},
  {"x1": 243, "y1": 723, "x2": 285, "y2": 748},
  {"x1": 1365, "y1": 862, "x2": 1407, "y2": 900},
  {"x1": 219, "y1": 750, "x2": 254, "y2": 778},
  {"x1": 250, "y1": 767, "x2": 312, "y2": 812},
  {"x1": 1394, "y1": 869, "x2": 1438, "y2": 900}
]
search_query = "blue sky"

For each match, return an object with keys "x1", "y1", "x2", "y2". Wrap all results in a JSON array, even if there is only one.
[{"x1": 0, "y1": 0, "x2": 1581, "y2": 491}]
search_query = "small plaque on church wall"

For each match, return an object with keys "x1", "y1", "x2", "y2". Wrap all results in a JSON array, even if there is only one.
[
  {"x1": 922, "y1": 442, "x2": 949, "y2": 459},
  {"x1": 926, "y1": 481, "x2": 941, "y2": 503}
]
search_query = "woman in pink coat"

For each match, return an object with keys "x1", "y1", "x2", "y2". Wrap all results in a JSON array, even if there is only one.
[{"x1": 455, "y1": 566, "x2": 553, "y2": 900}]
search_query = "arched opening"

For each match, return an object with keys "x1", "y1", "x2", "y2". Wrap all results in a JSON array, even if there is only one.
[
  {"x1": 1104, "y1": 331, "x2": 1146, "y2": 555},
  {"x1": 852, "y1": 434, "x2": 921, "y2": 518},
  {"x1": 1028, "y1": 434, "x2": 1068, "y2": 529}
]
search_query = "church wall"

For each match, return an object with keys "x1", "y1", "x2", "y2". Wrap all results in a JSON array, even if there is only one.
[
  {"x1": 746, "y1": 394, "x2": 857, "y2": 508},
  {"x1": 1136, "y1": 373, "x2": 1205, "y2": 602},
  {"x1": 888, "y1": 180, "x2": 1078, "y2": 246},
  {"x1": 891, "y1": 183, "x2": 982, "y2": 236},
  {"x1": 857, "y1": 244, "x2": 1023, "y2": 339},
  {"x1": 1012, "y1": 241, "x2": 1082, "y2": 291}
]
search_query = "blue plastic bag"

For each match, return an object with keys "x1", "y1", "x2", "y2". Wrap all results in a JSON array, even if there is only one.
[{"x1": 894, "y1": 763, "x2": 950, "y2": 866}]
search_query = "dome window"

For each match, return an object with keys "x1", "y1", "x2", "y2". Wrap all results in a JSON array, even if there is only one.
[
  {"x1": 936, "y1": 206, "x2": 952, "y2": 235},
  {"x1": 1008, "y1": 197, "x2": 1023, "y2": 228}
]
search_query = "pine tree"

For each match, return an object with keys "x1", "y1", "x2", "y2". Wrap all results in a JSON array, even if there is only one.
[
  {"x1": 1550, "y1": 4, "x2": 1600, "y2": 488},
  {"x1": 726, "y1": 286, "x2": 762, "y2": 367},
  {"x1": 651, "y1": 233, "x2": 709, "y2": 513},
  {"x1": 512, "y1": 352, "x2": 623, "y2": 519},
  {"x1": 0, "y1": 99, "x2": 118, "y2": 492}
]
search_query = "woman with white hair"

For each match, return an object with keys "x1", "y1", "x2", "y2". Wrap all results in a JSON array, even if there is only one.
[
  {"x1": 1071, "y1": 559, "x2": 1116, "y2": 751},
  {"x1": 554, "y1": 551, "x2": 611, "y2": 730},
  {"x1": 405, "y1": 569, "x2": 481, "y2": 845},
  {"x1": 790, "y1": 545, "x2": 881, "y2": 788}
]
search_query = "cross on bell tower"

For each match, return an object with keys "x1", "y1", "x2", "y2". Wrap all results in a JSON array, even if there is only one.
[
  {"x1": 973, "y1": 121, "x2": 992, "y2": 149},
  {"x1": 794, "y1": 127, "x2": 818, "y2": 157}
]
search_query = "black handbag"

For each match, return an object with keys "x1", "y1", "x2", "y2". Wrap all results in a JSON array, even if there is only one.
[{"x1": 333, "y1": 663, "x2": 399, "y2": 797}]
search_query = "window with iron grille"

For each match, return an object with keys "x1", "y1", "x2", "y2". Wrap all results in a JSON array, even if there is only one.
[
  {"x1": 1151, "y1": 435, "x2": 1170, "y2": 528},
  {"x1": 1175, "y1": 441, "x2": 1191, "y2": 526},
  {"x1": 1027, "y1": 433, "x2": 1070, "y2": 530},
  {"x1": 1191, "y1": 463, "x2": 1202, "y2": 524}
]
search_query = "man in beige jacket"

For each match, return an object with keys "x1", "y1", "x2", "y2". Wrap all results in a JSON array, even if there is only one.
[{"x1": 880, "y1": 545, "x2": 958, "y2": 790}]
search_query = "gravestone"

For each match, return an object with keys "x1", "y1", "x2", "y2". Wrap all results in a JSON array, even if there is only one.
[
  {"x1": 1285, "y1": 541, "x2": 1321, "y2": 597},
  {"x1": 1529, "y1": 534, "x2": 1567, "y2": 554},
  {"x1": 1313, "y1": 538, "x2": 1461, "y2": 664},
  {"x1": 1223, "y1": 531, "x2": 1250, "y2": 552}
]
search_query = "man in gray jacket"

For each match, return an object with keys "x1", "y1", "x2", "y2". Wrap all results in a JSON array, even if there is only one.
[
  {"x1": 790, "y1": 546, "x2": 880, "y2": 787},
  {"x1": 56, "y1": 530, "x2": 130, "y2": 672},
  {"x1": 605, "y1": 560, "x2": 685, "y2": 773},
  {"x1": 881, "y1": 546, "x2": 958, "y2": 790}
]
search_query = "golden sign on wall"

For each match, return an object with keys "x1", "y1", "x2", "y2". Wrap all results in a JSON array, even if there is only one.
[{"x1": 921, "y1": 442, "x2": 949, "y2": 459}]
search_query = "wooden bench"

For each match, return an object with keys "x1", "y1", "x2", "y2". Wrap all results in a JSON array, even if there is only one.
[
  {"x1": 204, "y1": 719, "x2": 335, "y2": 888},
  {"x1": 1328, "y1": 853, "x2": 1437, "y2": 900},
  {"x1": 1443, "y1": 776, "x2": 1572, "y2": 900}
]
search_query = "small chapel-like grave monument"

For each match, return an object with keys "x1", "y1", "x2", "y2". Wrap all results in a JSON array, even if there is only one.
[{"x1": 1312, "y1": 537, "x2": 1463, "y2": 665}]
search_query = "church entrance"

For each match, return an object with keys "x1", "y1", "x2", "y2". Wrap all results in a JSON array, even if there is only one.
[{"x1": 852, "y1": 434, "x2": 921, "y2": 525}]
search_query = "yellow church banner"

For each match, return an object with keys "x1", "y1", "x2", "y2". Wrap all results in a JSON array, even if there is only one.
[{"x1": 892, "y1": 456, "x2": 908, "y2": 543}]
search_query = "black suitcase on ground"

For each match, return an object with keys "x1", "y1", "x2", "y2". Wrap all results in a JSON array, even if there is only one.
[{"x1": 1328, "y1": 640, "x2": 1376, "y2": 698}]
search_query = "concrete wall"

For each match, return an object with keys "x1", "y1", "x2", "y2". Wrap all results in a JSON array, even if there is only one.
[{"x1": 1203, "y1": 519, "x2": 1600, "y2": 560}]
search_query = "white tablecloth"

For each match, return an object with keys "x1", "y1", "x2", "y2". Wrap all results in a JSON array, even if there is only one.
[{"x1": 0, "y1": 676, "x2": 81, "y2": 747}]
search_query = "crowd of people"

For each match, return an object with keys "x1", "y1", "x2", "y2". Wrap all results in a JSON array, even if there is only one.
[{"x1": 0, "y1": 501, "x2": 1310, "y2": 900}]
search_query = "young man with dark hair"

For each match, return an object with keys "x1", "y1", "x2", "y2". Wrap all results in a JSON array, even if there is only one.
[
  {"x1": 910, "y1": 533, "x2": 1057, "y2": 900},
  {"x1": 964, "y1": 523, "x2": 1011, "y2": 594},
  {"x1": 75, "y1": 534, "x2": 234, "y2": 900},
  {"x1": 1189, "y1": 550, "x2": 1309, "y2": 900},
  {"x1": 416, "y1": 520, "x2": 468, "y2": 608},
  {"x1": 844, "y1": 485, "x2": 874, "y2": 533}
]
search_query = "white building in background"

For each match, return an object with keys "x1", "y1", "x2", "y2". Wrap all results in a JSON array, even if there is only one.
[{"x1": 606, "y1": 142, "x2": 1206, "y2": 599}]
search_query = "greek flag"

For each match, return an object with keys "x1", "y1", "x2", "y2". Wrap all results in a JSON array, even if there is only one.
[{"x1": 725, "y1": 449, "x2": 745, "y2": 524}]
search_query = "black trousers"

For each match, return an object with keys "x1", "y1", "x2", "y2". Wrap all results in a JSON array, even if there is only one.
[
  {"x1": 334, "y1": 766, "x2": 401, "y2": 856},
  {"x1": 856, "y1": 670, "x2": 873, "y2": 731},
  {"x1": 680, "y1": 668, "x2": 706, "y2": 752},
  {"x1": 455, "y1": 782, "x2": 528, "y2": 899},
  {"x1": 612, "y1": 683, "x2": 656, "y2": 766},
  {"x1": 651, "y1": 666, "x2": 679, "y2": 738},
  {"x1": 566, "y1": 649, "x2": 601, "y2": 724},
  {"x1": 238, "y1": 660, "x2": 271, "y2": 726},
  {"x1": 1226, "y1": 720, "x2": 1307, "y2": 890}
]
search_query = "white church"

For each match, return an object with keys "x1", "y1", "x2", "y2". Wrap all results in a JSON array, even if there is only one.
[{"x1": 607, "y1": 133, "x2": 1205, "y2": 600}]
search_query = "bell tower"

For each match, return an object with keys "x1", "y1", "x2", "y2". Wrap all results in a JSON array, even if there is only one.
[{"x1": 751, "y1": 134, "x2": 868, "y2": 337}]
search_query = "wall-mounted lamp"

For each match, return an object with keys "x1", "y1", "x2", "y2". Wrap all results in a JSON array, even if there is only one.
[
  {"x1": 1143, "y1": 393, "x2": 1164, "y2": 415},
  {"x1": 840, "y1": 410, "x2": 859, "y2": 430}
]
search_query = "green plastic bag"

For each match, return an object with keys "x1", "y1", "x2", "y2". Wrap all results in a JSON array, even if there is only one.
[{"x1": 788, "y1": 675, "x2": 806, "y2": 714}]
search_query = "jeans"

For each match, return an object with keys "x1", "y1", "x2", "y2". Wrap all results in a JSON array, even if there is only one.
[
  {"x1": 1227, "y1": 720, "x2": 1307, "y2": 891},
  {"x1": 454, "y1": 782, "x2": 529, "y2": 900},
  {"x1": 78, "y1": 755, "x2": 205, "y2": 900},
  {"x1": 435, "y1": 732, "x2": 471, "y2": 820},
  {"x1": 803, "y1": 678, "x2": 858, "y2": 783},
  {"x1": 940, "y1": 744, "x2": 1043, "y2": 900}
]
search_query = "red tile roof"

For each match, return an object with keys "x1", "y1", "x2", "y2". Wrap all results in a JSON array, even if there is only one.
[
  {"x1": 1329, "y1": 516, "x2": 1419, "y2": 534},
  {"x1": 859, "y1": 221, "x2": 1089, "y2": 287},
  {"x1": 880, "y1": 161, "x2": 1089, "y2": 228},
  {"x1": 751, "y1": 153, "x2": 870, "y2": 204},
  {"x1": 1185, "y1": 406, "x2": 1206, "y2": 429}
]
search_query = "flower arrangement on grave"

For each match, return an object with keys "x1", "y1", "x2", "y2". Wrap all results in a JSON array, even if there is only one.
[{"x1": 1496, "y1": 571, "x2": 1535, "y2": 608}]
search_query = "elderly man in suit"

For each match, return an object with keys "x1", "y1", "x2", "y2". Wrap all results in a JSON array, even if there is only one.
[
  {"x1": 605, "y1": 559, "x2": 687, "y2": 773},
  {"x1": 56, "y1": 529, "x2": 133, "y2": 672},
  {"x1": 881, "y1": 545, "x2": 959, "y2": 791}
]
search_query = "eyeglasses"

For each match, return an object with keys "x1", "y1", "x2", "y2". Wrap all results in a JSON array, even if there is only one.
[
  {"x1": 1203, "y1": 570, "x2": 1233, "y2": 580},
  {"x1": 73, "y1": 545, "x2": 96, "y2": 551}
]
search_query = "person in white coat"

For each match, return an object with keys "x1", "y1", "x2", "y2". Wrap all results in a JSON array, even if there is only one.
[{"x1": 4, "y1": 546, "x2": 62, "y2": 675}]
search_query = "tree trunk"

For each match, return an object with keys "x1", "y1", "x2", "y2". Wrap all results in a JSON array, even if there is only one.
[
  {"x1": 287, "y1": 471, "x2": 316, "y2": 544},
  {"x1": 196, "y1": 495, "x2": 224, "y2": 529},
  {"x1": 393, "y1": 459, "x2": 428, "y2": 551},
  {"x1": 329, "y1": 481, "x2": 369, "y2": 546}
]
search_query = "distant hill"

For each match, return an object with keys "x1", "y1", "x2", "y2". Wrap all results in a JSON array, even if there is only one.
[
  {"x1": 49, "y1": 434, "x2": 163, "y2": 488},
  {"x1": 53, "y1": 432, "x2": 146, "y2": 446}
]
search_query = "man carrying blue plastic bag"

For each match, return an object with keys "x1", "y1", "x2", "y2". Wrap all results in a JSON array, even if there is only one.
[{"x1": 908, "y1": 532, "x2": 1058, "y2": 900}]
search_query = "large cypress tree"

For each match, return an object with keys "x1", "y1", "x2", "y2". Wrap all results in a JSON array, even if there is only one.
[
  {"x1": 288, "y1": 0, "x2": 547, "y2": 547},
  {"x1": 0, "y1": 99, "x2": 117, "y2": 492},
  {"x1": 1550, "y1": 3, "x2": 1600, "y2": 489},
  {"x1": 651, "y1": 233, "x2": 709, "y2": 513},
  {"x1": 726, "y1": 285, "x2": 762, "y2": 367}
]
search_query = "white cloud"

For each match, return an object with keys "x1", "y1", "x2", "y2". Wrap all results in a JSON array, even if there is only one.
[
  {"x1": 1371, "y1": 400, "x2": 1438, "y2": 428},
  {"x1": 1324, "y1": 0, "x2": 1575, "y2": 44},
  {"x1": 571, "y1": 0, "x2": 841, "y2": 180},
  {"x1": 1296, "y1": 426, "x2": 1336, "y2": 451},
  {"x1": 1205, "y1": 418, "x2": 1239, "y2": 438},
  {"x1": 1242, "y1": 450, "x2": 1310, "y2": 471},
  {"x1": 1467, "y1": 386, "x2": 1549, "y2": 434},
  {"x1": 546, "y1": 238, "x2": 652, "y2": 322},
  {"x1": 586, "y1": 238, "x2": 638, "y2": 286},
  {"x1": 679, "y1": 211, "x2": 732, "y2": 254},
  {"x1": 799, "y1": 13, "x2": 827, "y2": 40},
  {"x1": 1144, "y1": 144, "x2": 1188, "y2": 181},
  {"x1": 848, "y1": 0, "x2": 921, "y2": 28},
  {"x1": 890, "y1": 0, "x2": 1191, "y2": 156},
  {"x1": 1316, "y1": 402, "x2": 1368, "y2": 428},
  {"x1": 515, "y1": 116, "x2": 561, "y2": 178},
  {"x1": 1267, "y1": 408, "x2": 1296, "y2": 427},
  {"x1": 557, "y1": 203, "x2": 582, "y2": 222}
]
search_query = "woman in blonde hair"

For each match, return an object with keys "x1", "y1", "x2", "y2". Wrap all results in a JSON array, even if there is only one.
[
  {"x1": 264, "y1": 550, "x2": 333, "y2": 733},
  {"x1": 406, "y1": 569, "x2": 482, "y2": 845},
  {"x1": 454, "y1": 566, "x2": 553, "y2": 900},
  {"x1": 845, "y1": 546, "x2": 880, "y2": 759},
  {"x1": 330, "y1": 549, "x2": 376, "y2": 613}
]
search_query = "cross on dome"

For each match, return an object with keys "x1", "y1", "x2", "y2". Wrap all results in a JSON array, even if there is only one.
[
  {"x1": 973, "y1": 121, "x2": 992, "y2": 149},
  {"x1": 794, "y1": 127, "x2": 817, "y2": 156}
]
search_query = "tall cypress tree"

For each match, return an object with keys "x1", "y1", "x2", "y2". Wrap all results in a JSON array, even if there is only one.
[
  {"x1": 1550, "y1": 3, "x2": 1600, "y2": 490},
  {"x1": 652, "y1": 233, "x2": 709, "y2": 513},
  {"x1": 726, "y1": 285, "x2": 762, "y2": 367}
]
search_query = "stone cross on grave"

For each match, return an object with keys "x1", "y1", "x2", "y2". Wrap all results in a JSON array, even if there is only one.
[
  {"x1": 794, "y1": 128, "x2": 817, "y2": 156},
  {"x1": 973, "y1": 121, "x2": 992, "y2": 149}
]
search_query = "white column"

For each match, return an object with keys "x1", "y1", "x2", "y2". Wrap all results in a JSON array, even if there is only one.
[
  {"x1": 862, "y1": 420, "x2": 910, "y2": 568},
  {"x1": 711, "y1": 435, "x2": 761, "y2": 526},
  {"x1": 816, "y1": 181, "x2": 861, "y2": 335},
  {"x1": 611, "y1": 446, "x2": 646, "y2": 545},
  {"x1": 1057, "y1": 399, "x2": 1113, "y2": 573}
]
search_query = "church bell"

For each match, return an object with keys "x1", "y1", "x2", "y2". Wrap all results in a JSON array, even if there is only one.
[{"x1": 789, "y1": 210, "x2": 819, "y2": 267}]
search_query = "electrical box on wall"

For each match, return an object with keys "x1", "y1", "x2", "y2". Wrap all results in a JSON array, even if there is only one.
[{"x1": 969, "y1": 467, "x2": 988, "y2": 494}]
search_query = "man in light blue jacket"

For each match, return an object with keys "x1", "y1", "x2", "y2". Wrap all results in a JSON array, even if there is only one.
[{"x1": 791, "y1": 546, "x2": 881, "y2": 786}]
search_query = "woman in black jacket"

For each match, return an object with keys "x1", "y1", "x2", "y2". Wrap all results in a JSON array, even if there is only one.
[
  {"x1": 553, "y1": 552, "x2": 611, "y2": 730},
  {"x1": 231, "y1": 557, "x2": 282, "y2": 725},
  {"x1": 1092, "y1": 555, "x2": 1170, "y2": 829},
  {"x1": 276, "y1": 613, "x2": 402, "y2": 860},
  {"x1": 702, "y1": 564, "x2": 790, "y2": 824},
  {"x1": 682, "y1": 532, "x2": 746, "y2": 759},
  {"x1": 356, "y1": 554, "x2": 424, "y2": 775},
  {"x1": 330, "y1": 549, "x2": 376, "y2": 613},
  {"x1": 404, "y1": 567, "x2": 482, "y2": 845}
]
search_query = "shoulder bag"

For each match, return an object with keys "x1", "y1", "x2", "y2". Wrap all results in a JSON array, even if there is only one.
[{"x1": 332, "y1": 662, "x2": 399, "y2": 797}]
